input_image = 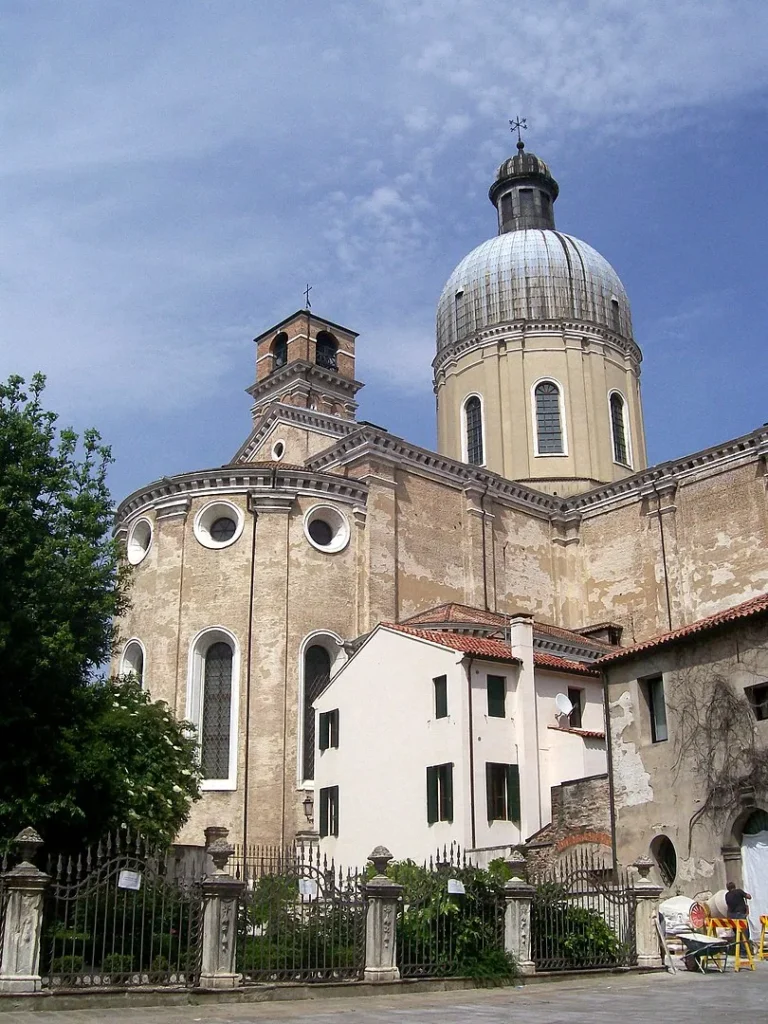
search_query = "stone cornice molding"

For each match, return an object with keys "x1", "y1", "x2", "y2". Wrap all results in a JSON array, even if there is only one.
[
  {"x1": 116, "y1": 465, "x2": 368, "y2": 525},
  {"x1": 432, "y1": 319, "x2": 642, "y2": 381},
  {"x1": 307, "y1": 427, "x2": 559, "y2": 519},
  {"x1": 247, "y1": 360, "x2": 364, "y2": 402},
  {"x1": 234, "y1": 403, "x2": 357, "y2": 464}
]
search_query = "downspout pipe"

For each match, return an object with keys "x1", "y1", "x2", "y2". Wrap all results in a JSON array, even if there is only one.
[
  {"x1": 652, "y1": 481, "x2": 674, "y2": 631},
  {"x1": 466, "y1": 656, "x2": 477, "y2": 850},
  {"x1": 601, "y1": 668, "x2": 619, "y2": 874},
  {"x1": 242, "y1": 495, "x2": 259, "y2": 866}
]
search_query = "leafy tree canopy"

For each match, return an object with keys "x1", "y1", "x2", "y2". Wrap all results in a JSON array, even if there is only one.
[{"x1": 0, "y1": 374, "x2": 200, "y2": 851}]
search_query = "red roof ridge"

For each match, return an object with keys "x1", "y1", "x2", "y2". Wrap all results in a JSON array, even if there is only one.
[
  {"x1": 598, "y1": 593, "x2": 768, "y2": 666},
  {"x1": 546, "y1": 724, "x2": 606, "y2": 740}
]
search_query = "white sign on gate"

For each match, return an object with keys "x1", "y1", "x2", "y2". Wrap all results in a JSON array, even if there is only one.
[{"x1": 118, "y1": 869, "x2": 142, "y2": 891}]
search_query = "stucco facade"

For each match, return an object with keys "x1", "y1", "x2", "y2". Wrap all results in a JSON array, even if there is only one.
[
  {"x1": 602, "y1": 597, "x2": 768, "y2": 899},
  {"x1": 313, "y1": 619, "x2": 606, "y2": 868},
  {"x1": 112, "y1": 145, "x2": 768, "y2": 851}
]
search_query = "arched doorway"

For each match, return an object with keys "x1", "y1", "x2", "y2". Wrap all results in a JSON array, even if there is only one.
[{"x1": 739, "y1": 808, "x2": 768, "y2": 938}]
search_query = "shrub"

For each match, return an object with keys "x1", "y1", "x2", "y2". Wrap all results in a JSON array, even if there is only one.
[
  {"x1": 50, "y1": 955, "x2": 84, "y2": 976},
  {"x1": 101, "y1": 953, "x2": 134, "y2": 975}
]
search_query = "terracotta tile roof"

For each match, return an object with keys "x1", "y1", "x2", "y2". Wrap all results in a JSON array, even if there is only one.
[
  {"x1": 533, "y1": 652, "x2": 601, "y2": 677},
  {"x1": 400, "y1": 603, "x2": 616, "y2": 652},
  {"x1": 382, "y1": 623, "x2": 520, "y2": 662},
  {"x1": 597, "y1": 593, "x2": 768, "y2": 666},
  {"x1": 546, "y1": 724, "x2": 606, "y2": 740},
  {"x1": 382, "y1": 624, "x2": 600, "y2": 676}
]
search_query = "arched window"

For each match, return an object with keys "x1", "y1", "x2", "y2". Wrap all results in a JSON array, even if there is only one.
[
  {"x1": 315, "y1": 331, "x2": 338, "y2": 371},
  {"x1": 187, "y1": 628, "x2": 239, "y2": 789},
  {"x1": 534, "y1": 381, "x2": 564, "y2": 454},
  {"x1": 302, "y1": 645, "x2": 331, "y2": 781},
  {"x1": 272, "y1": 332, "x2": 288, "y2": 369},
  {"x1": 201, "y1": 642, "x2": 233, "y2": 781},
  {"x1": 464, "y1": 396, "x2": 484, "y2": 465},
  {"x1": 610, "y1": 392, "x2": 629, "y2": 465},
  {"x1": 120, "y1": 639, "x2": 145, "y2": 685}
]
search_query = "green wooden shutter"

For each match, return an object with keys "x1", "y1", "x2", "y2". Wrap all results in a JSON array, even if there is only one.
[
  {"x1": 319, "y1": 712, "x2": 330, "y2": 750},
  {"x1": 507, "y1": 764, "x2": 520, "y2": 824},
  {"x1": 434, "y1": 676, "x2": 448, "y2": 719},
  {"x1": 487, "y1": 676, "x2": 506, "y2": 717},
  {"x1": 319, "y1": 788, "x2": 329, "y2": 836},
  {"x1": 331, "y1": 785, "x2": 339, "y2": 836},
  {"x1": 427, "y1": 766, "x2": 438, "y2": 824},
  {"x1": 444, "y1": 763, "x2": 454, "y2": 822},
  {"x1": 486, "y1": 762, "x2": 495, "y2": 820},
  {"x1": 332, "y1": 709, "x2": 339, "y2": 748}
]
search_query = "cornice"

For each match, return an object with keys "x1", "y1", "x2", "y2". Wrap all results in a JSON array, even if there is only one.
[
  {"x1": 432, "y1": 319, "x2": 642, "y2": 380},
  {"x1": 247, "y1": 360, "x2": 364, "y2": 401},
  {"x1": 568, "y1": 424, "x2": 768, "y2": 517},
  {"x1": 116, "y1": 463, "x2": 369, "y2": 525},
  {"x1": 307, "y1": 427, "x2": 560, "y2": 519},
  {"x1": 233, "y1": 403, "x2": 357, "y2": 464}
]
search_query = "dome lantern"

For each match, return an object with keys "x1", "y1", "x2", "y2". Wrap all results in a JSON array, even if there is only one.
[{"x1": 489, "y1": 141, "x2": 560, "y2": 234}]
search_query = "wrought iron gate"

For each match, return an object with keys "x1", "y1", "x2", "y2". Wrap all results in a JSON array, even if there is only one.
[
  {"x1": 40, "y1": 831, "x2": 203, "y2": 989},
  {"x1": 237, "y1": 845, "x2": 365, "y2": 983},
  {"x1": 531, "y1": 851, "x2": 636, "y2": 971}
]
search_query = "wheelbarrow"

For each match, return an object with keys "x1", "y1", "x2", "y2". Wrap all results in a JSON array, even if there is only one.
[{"x1": 677, "y1": 931, "x2": 729, "y2": 973}]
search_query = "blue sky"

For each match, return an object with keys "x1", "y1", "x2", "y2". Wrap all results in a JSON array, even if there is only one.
[{"x1": 3, "y1": 0, "x2": 768, "y2": 502}]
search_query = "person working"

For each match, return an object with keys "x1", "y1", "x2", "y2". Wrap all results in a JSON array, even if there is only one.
[{"x1": 725, "y1": 881, "x2": 752, "y2": 953}]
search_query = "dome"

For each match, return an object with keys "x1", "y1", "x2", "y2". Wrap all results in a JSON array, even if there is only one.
[{"x1": 436, "y1": 229, "x2": 633, "y2": 352}]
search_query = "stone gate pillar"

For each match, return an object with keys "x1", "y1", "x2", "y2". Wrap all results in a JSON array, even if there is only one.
[
  {"x1": 0, "y1": 828, "x2": 50, "y2": 994},
  {"x1": 632, "y1": 856, "x2": 664, "y2": 969},
  {"x1": 199, "y1": 831, "x2": 245, "y2": 989},
  {"x1": 504, "y1": 876, "x2": 536, "y2": 975},
  {"x1": 364, "y1": 846, "x2": 403, "y2": 982}
]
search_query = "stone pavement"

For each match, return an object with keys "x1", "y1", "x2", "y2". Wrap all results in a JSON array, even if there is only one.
[{"x1": 1, "y1": 964, "x2": 767, "y2": 1024}]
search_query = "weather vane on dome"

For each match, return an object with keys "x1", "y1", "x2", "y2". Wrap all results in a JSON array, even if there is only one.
[{"x1": 509, "y1": 116, "x2": 527, "y2": 150}]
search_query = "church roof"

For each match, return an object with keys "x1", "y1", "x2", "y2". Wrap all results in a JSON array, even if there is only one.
[
  {"x1": 383, "y1": 623, "x2": 601, "y2": 676},
  {"x1": 597, "y1": 593, "x2": 768, "y2": 666}
]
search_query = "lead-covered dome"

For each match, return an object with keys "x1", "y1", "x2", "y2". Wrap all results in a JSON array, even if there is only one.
[{"x1": 436, "y1": 229, "x2": 633, "y2": 352}]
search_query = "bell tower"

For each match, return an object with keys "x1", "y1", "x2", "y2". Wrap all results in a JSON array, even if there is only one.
[{"x1": 248, "y1": 309, "x2": 363, "y2": 424}]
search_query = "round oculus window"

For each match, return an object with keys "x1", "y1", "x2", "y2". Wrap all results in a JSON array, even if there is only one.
[
  {"x1": 303, "y1": 504, "x2": 350, "y2": 554},
  {"x1": 210, "y1": 516, "x2": 237, "y2": 542},
  {"x1": 271, "y1": 440, "x2": 285, "y2": 461},
  {"x1": 194, "y1": 500, "x2": 245, "y2": 549},
  {"x1": 126, "y1": 518, "x2": 153, "y2": 565}
]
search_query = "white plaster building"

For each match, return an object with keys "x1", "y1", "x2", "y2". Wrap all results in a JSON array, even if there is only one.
[{"x1": 313, "y1": 611, "x2": 606, "y2": 867}]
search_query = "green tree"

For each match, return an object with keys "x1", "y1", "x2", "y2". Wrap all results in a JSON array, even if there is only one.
[{"x1": 0, "y1": 374, "x2": 200, "y2": 850}]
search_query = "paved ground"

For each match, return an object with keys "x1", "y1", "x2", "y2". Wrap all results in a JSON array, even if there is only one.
[{"x1": 2, "y1": 964, "x2": 767, "y2": 1024}]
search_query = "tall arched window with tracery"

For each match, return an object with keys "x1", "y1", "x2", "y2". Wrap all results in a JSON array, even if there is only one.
[
  {"x1": 464, "y1": 395, "x2": 484, "y2": 465},
  {"x1": 201, "y1": 642, "x2": 233, "y2": 780},
  {"x1": 187, "y1": 628, "x2": 239, "y2": 789},
  {"x1": 610, "y1": 392, "x2": 629, "y2": 465},
  {"x1": 302, "y1": 645, "x2": 331, "y2": 781},
  {"x1": 534, "y1": 381, "x2": 564, "y2": 454}
]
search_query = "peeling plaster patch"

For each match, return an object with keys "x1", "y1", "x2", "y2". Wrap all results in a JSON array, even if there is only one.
[
  {"x1": 677, "y1": 856, "x2": 716, "y2": 883},
  {"x1": 710, "y1": 567, "x2": 735, "y2": 587},
  {"x1": 610, "y1": 690, "x2": 653, "y2": 808}
]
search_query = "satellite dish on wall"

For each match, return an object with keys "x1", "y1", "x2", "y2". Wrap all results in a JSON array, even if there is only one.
[{"x1": 555, "y1": 692, "x2": 573, "y2": 716}]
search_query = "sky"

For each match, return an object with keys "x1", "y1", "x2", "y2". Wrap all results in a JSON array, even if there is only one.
[{"x1": 3, "y1": 0, "x2": 768, "y2": 503}]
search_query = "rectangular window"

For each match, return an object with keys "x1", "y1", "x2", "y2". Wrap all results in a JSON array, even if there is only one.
[
  {"x1": 319, "y1": 785, "x2": 339, "y2": 837},
  {"x1": 746, "y1": 683, "x2": 768, "y2": 722},
  {"x1": 434, "y1": 675, "x2": 448, "y2": 719},
  {"x1": 486, "y1": 763, "x2": 520, "y2": 823},
  {"x1": 643, "y1": 676, "x2": 668, "y2": 743},
  {"x1": 426, "y1": 763, "x2": 454, "y2": 824},
  {"x1": 487, "y1": 675, "x2": 506, "y2": 717},
  {"x1": 318, "y1": 709, "x2": 339, "y2": 750},
  {"x1": 568, "y1": 687, "x2": 584, "y2": 729}
]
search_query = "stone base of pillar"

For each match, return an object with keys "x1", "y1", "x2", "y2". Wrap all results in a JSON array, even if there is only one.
[
  {"x1": 636, "y1": 953, "x2": 663, "y2": 970},
  {"x1": 364, "y1": 966, "x2": 400, "y2": 982},
  {"x1": 518, "y1": 960, "x2": 536, "y2": 976},
  {"x1": 0, "y1": 974, "x2": 42, "y2": 994},
  {"x1": 198, "y1": 971, "x2": 242, "y2": 989}
]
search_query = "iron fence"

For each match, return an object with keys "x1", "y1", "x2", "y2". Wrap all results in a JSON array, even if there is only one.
[
  {"x1": 40, "y1": 830, "x2": 203, "y2": 989},
  {"x1": 396, "y1": 846, "x2": 509, "y2": 979},
  {"x1": 0, "y1": 850, "x2": 8, "y2": 972},
  {"x1": 236, "y1": 843, "x2": 366, "y2": 983},
  {"x1": 530, "y1": 848, "x2": 636, "y2": 971}
]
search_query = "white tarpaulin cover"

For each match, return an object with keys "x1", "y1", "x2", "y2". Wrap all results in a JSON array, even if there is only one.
[
  {"x1": 659, "y1": 895, "x2": 694, "y2": 935},
  {"x1": 741, "y1": 830, "x2": 768, "y2": 938}
]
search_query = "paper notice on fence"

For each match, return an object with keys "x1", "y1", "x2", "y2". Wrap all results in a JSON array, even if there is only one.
[
  {"x1": 299, "y1": 878, "x2": 318, "y2": 898},
  {"x1": 447, "y1": 878, "x2": 465, "y2": 895},
  {"x1": 118, "y1": 870, "x2": 142, "y2": 891}
]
